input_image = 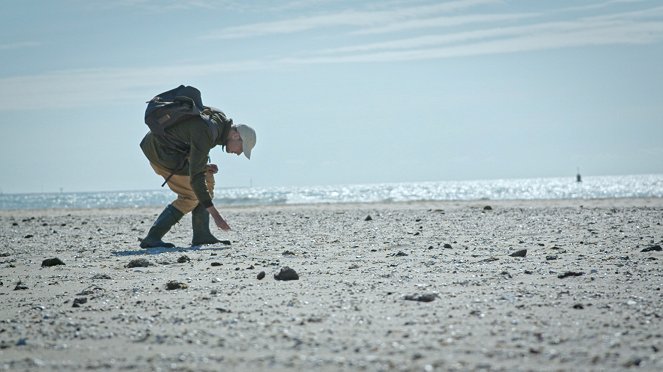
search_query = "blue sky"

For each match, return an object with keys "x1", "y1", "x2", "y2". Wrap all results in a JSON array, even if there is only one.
[{"x1": 1, "y1": 0, "x2": 662, "y2": 193}]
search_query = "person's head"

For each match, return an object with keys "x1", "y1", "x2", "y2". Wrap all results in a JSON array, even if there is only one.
[{"x1": 226, "y1": 124, "x2": 257, "y2": 159}]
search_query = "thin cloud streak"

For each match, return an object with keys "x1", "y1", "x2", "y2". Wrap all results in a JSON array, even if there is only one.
[
  {"x1": 280, "y1": 20, "x2": 663, "y2": 64},
  {"x1": 0, "y1": 41, "x2": 40, "y2": 50},
  {"x1": 319, "y1": 17, "x2": 662, "y2": 55},
  {"x1": 0, "y1": 61, "x2": 269, "y2": 111},
  {"x1": 202, "y1": 0, "x2": 498, "y2": 39}
]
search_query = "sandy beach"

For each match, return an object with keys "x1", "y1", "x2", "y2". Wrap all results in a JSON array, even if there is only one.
[{"x1": 1, "y1": 198, "x2": 661, "y2": 371}]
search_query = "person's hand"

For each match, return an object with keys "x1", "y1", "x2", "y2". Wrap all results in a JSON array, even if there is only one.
[
  {"x1": 207, "y1": 206, "x2": 231, "y2": 231},
  {"x1": 206, "y1": 164, "x2": 219, "y2": 174}
]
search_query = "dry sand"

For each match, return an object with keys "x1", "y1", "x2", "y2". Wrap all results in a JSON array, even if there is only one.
[{"x1": 0, "y1": 198, "x2": 661, "y2": 371}]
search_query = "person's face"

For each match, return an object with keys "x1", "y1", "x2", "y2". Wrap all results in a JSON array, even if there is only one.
[{"x1": 225, "y1": 130, "x2": 243, "y2": 156}]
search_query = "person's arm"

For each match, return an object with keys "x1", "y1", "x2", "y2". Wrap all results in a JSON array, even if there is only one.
[{"x1": 207, "y1": 206, "x2": 231, "y2": 230}]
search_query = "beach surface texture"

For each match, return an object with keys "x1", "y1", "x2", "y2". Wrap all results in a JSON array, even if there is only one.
[{"x1": 1, "y1": 198, "x2": 662, "y2": 371}]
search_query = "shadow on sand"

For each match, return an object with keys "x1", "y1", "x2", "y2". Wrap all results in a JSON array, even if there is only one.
[{"x1": 111, "y1": 245, "x2": 230, "y2": 256}]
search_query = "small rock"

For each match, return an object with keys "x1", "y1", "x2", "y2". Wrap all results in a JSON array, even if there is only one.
[
  {"x1": 509, "y1": 249, "x2": 527, "y2": 257},
  {"x1": 404, "y1": 293, "x2": 438, "y2": 302},
  {"x1": 210, "y1": 262, "x2": 222, "y2": 267},
  {"x1": 443, "y1": 243, "x2": 453, "y2": 249},
  {"x1": 274, "y1": 267, "x2": 299, "y2": 281},
  {"x1": 641, "y1": 245, "x2": 662, "y2": 252},
  {"x1": 216, "y1": 307, "x2": 232, "y2": 313},
  {"x1": 72, "y1": 297, "x2": 88, "y2": 308},
  {"x1": 126, "y1": 258, "x2": 151, "y2": 268},
  {"x1": 483, "y1": 206, "x2": 493, "y2": 211},
  {"x1": 393, "y1": 251, "x2": 409, "y2": 257},
  {"x1": 364, "y1": 215, "x2": 373, "y2": 221},
  {"x1": 177, "y1": 255, "x2": 191, "y2": 263},
  {"x1": 546, "y1": 255, "x2": 558, "y2": 261},
  {"x1": 24, "y1": 234, "x2": 34, "y2": 239},
  {"x1": 282, "y1": 250, "x2": 296, "y2": 256},
  {"x1": 91, "y1": 274, "x2": 112, "y2": 280},
  {"x1": 166, "y1": 280, "x2": 188, "y2": 290},
  {"x1": 558, "y1": 271, "x2": 584, "y2": 279},
  {"x1": 573, "y1": 303, "x2": 584, "y2": 309},
  {"x1": 257, "y1": 271, "x2": 266, "y2": 280},
  {"x1": 14, "y1": 281, "x2": 28, "y2": 291},
  {"x1": 41, "y1": 258, "x2": 65, "y2": 267}
]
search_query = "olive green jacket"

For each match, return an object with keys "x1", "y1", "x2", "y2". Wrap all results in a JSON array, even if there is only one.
[{"x1": 140, "y1": 116, "x2": 231, "y2": 208}]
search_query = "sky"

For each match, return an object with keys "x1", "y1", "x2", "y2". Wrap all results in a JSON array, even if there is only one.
[{"x1": 0, "y1": 0, "x2": 662, "y2": 193}]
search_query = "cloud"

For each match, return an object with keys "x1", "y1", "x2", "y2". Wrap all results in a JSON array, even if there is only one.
[
  {"x1": 0, "y1": 41, "x2": 40, "y2": 50},
  {"x1": 1, "y1": 0, "x2": 661, "y2": 111},
  {"x1": 202, "y1": 0, "x2": 498, "y2": 39},
  {"x1": 0, "y1": 61, "x2": 267, "y2": 111}
]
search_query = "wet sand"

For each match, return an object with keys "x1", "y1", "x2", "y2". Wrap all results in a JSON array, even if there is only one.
[{"x1": 1, "y1": 198, "x2": 662, "y2": 371}]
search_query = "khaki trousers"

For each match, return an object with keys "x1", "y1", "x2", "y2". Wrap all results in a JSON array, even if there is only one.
[{"x1": 150, "y1": 162, "x2": 215, "y2": 214}]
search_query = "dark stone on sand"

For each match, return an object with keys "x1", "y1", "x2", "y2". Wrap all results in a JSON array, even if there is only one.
[
  {"x1": 41, "y1": 257, "x2": 65, "y2": 267},
  {"x1": 483, "y1": 206, "x2": 493, "y2": 211},
  {"x1": 546, "y1": 255, "x2": 558, "y2": 261},
  {"x1": 91, "y1": 274, "x2": 112, "y2": 280},
  {"x1": 14, "y1": 281, "x2": 28, "y2": 291},
  {"x1": 126, "y1": 258, "x2": 151, "y2": 268},
  {"x1": 72, "y1": 297, "x2": 88, "y2": 308},
  {"x1": 364, "y1": 215, "x2": 373, "y2": 221},
  {"x1": 573, "y1": 303, "x2": 584, "y2": 309},
  {"x1": 0, "y1": 252, "x2": 10, "y2": 257},
  {"x1": 177, "y1": 255, "x2": 191, "y2": 263},
  {"x1": 443, "y1": 243, "x2": 453, "y2": 249},
  {"x1": 211, "y1": 262, "x2": 222, "y2": 267},
  {"x1": 216, "y1": 307, "x2": 232, "y2": 313},
  {"x1": 509, "y1": 249, "x2": 527, "y2": 257},
  {"x1": 166, "y1": 280, "x2": 188, "y2": 290},
  {"x1": 558, "y1": 271, "x2": 584, "y2": 279},
  {"x1": 393, "y1": 251, "x2": 409, "y2": 257},
  {"x1": 24, "y1": 234, "x2": 33, "y2": 239},
  {"x1": 282, "y1": 250, "x2": 296, "y2": 256},
  {"x1": 257, "y1": 271, "x2": 266, "y2": 280},
  {"x1": 404, "y1": 293, "x2": 438, "y2": 302},
  {"x1": 641, "y1": 245, "x2": 662, "y2": 252},
  {"x1": 274, "y1": 267, "x2": 299, "y2": 281}
]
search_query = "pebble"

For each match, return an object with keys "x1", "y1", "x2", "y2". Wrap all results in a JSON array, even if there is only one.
[
  {"x1": 166, "y1": 280, "x2": 188, "y2": 290},
  {"x1": 41, "y1": 257, "x2": 65, "y2": 267},
  {"x1": 509, "y1": 249, "x2": 527, "y2": 257},
  {"x1": 483, "y1": 206, "x2": 493, "y2": 211},
  {"x1": 211, "y1": 262, "x2": 222, "y2": 267},
  {"x1": 558, "y1": 271, "x2": 584, "y2": 279},
  {"x1": 126, "y1": 258, "x2": 151, "y2": 268},
  {"x1": 443, "y1": 243, "x2": 453, "y2": 249},
  {"x1": 177, "y1": 255, "x2": 191, "y2": 263},
  {"x1": 274, "y1": 267, "x2": 299, "y2": 281},
  {"x1": 72, "y1": 297, "x2": 88, "y2": 308},
  {"x1": 91, "y1": 274, "x2": 112, "y2": 280},
  {"x1": 404, "y1": 293, "x2": 438, "y2": 302},
  {"x1": 364, "y1": 215, "x2": 373, "y2": 221},
  {"x1": 641, "y1": 245, "x2": 661, "y2": 252},
  {"x1": 14, "y1": 281, "x2": 29, "y2": 290},
  {"x1": 257, "y1": 271, "x2": 266, "y2": 280}
]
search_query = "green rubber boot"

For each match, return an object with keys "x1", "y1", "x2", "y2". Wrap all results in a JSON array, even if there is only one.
[
  {"x1": 140, "y1": 204, "x2": 184, "y2": 248},
  {"x1": 191, "y1": 204, "x2": 229, "y2": 246}
]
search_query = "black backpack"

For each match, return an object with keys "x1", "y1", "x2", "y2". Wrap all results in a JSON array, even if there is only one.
[{"x1": 144, "y1": 85, "x2": 226, "y2": 146}]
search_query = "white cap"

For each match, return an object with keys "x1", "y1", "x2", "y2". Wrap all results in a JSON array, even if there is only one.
[{"x1": 235, "y1": 124, "x2": 256, "y2": 159}]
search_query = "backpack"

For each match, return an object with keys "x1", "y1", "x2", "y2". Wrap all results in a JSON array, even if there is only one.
[{"x1": 144, "y1": 85, "x2": 226, "y2": 148}]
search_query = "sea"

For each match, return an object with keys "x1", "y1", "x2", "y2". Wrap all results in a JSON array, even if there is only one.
[{"x1": 1, "y1": 174, "x2": 661, "y2": 210}]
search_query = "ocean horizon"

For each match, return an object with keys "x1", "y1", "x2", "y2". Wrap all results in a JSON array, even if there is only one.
[{"x1": 1, "y1": 174, "x2": 662, "y2": 211}]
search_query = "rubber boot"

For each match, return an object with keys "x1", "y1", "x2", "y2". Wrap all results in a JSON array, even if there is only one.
[
  {"x1": 140, "y1": 204, "x2": 184, "y2": 248},
  {"x1": 191, "y1": 203, "x2": 229, "y2": 246}
]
